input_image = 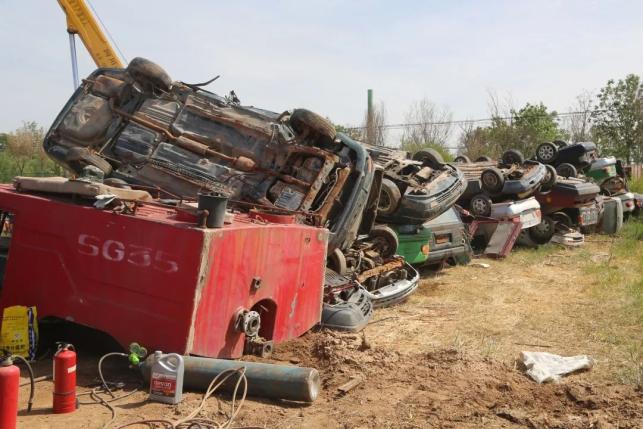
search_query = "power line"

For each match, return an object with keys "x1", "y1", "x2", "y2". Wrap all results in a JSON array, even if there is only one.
[{"x1": 345, "y1": 109, "x2": 600, "y2": 131}]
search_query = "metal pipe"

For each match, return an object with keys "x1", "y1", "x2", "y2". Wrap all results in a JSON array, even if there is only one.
[
  {"x1": 140, "y1": 355, "x2": 320, "y2": 402},
  {"x1": 68, "y1": 33, "x2": 80, "y2": 90}
]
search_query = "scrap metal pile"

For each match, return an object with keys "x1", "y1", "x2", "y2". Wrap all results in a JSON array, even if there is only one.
[{"x1": 1, "y1": 58, "x2": 641, "y2": 355}]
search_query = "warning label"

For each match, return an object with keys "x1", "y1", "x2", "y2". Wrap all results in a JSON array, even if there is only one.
[{"x1": 150, "y1": 373, "x2": 177, "y2": 398}]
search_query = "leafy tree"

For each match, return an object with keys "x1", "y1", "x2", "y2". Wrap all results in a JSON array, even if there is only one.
[
  {"x1": 459, "y1": 102, "x2": 566, "y2": 159},
  {"x1": 1, "y1": 121, "x2": 63, "y2": 182},
  {"x1": 591, "y1": 74, "x2": 642, "y2": 163}
]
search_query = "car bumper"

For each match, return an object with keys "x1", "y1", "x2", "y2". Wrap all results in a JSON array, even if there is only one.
[
  {"x1": 362, "y1": 262, "x2": 420, "y2": 308},
  {"x1": 382, "y1": 169, "x2": 466, "y2": 224}
]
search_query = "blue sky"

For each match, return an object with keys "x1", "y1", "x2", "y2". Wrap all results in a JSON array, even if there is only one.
[{"x1": 0, "y1": 0, "x2": 642, "y2": 137}]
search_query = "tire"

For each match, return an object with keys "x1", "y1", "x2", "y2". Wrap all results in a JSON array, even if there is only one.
[
  {"x1": 469, "y1": 193, "x2": 493, "y2": 217},
  {"x1": 368, "y1": 225, "x2": 399, "y2": 258},
  {"x1": 327, "y1": 248, "x2": 348, "y2": 275},
  {"x1": 454, "y1": 155, "x2": 471, "y2": 163},
  {"x1": 553, "y1": 140, "x2": 568, "y2": 149},
  {"x1": 536, "y1": 142, "x2": 558, "y2": 163},
  {"x1": 377, "y1": 178, "x2": 402, "y2": 216},
  {"x1": 126, "y1": 57, "x2": 172, "y2": 91},
  {"x1": 290, "y1": 109, "x2": 337, "y2": 144},
  {"x1": 475, "y1": 156, "x2": 493, "y2": 162},
  {"x1": 551, "y1": 211, "x2": 572, "y2": 228},
  {"x1": 412, "y1": 148, "x2": 445, "y2": 169},
  {"x1": 540, "y1": 164, "x2": 558, "y2": 191},
  {"x1": 65, "y1": 147, "x2": 113, "y2": 176},
  {"x1": 556, "y1": 163, "x2": 577, "y2": 178},
  {"x1": 501, "y1": 149, "x2": 525, "y2": 165},
  {"x1": 480, "y1": 167, "x2": 505, "y2": 193},
  {"x1": 528, "y1": 215, "x2": 555, "y2": 244}
]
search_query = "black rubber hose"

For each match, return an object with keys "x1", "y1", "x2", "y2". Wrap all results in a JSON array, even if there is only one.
[{"x1": 13, "y1": 355, "x2": 35, "y2": 412}]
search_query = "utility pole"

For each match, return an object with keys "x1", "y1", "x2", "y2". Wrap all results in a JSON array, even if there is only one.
[{"x1": 366, "y1": 89, "x2": 374, "y2": 145}]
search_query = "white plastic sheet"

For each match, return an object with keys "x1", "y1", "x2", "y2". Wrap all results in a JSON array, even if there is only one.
[{"x1": 520, "y1": 351, "x2": 594, "y2": 383}]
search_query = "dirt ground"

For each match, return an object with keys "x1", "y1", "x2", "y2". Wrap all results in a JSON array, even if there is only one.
[{"x1": 15, "y1": 230, "x2": 643, "y2": 428}]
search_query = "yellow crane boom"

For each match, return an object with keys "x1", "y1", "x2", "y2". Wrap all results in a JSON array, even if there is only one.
[{"x1": 57, "y1": 0, "x2": 124, "y2": 88}]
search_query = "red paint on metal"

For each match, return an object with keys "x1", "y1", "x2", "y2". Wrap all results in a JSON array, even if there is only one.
[{"x1": 0, "y1": 185, "x2": 326, "y2": 358}]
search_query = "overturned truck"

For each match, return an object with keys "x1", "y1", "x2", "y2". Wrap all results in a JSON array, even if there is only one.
[{"x1": 41, "y1": 58, "x2": 427, "y2": 331}]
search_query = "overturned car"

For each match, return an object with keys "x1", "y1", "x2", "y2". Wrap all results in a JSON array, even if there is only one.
[
  {"x1": 454, "y1": 149, "x2": 551, "y2": 217},
  {"x1": 42, "y1": 58, "x2": 418, "y2": 327},
  {"x1": 364, "y1": 146, "x2": 466, "y2": 224}
]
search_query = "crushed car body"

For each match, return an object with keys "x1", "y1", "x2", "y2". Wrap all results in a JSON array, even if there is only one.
[
  {"x1": 364, "y1": 145, "x2": 466, "y2": 224},
  {"x1": 41, "y1": 58, "x2": 424, "y2": 334}
]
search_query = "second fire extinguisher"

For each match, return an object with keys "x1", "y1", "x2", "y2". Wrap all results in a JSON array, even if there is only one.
[{"x1": 53, "y1": 343, "x2": 77, "y2": 414}]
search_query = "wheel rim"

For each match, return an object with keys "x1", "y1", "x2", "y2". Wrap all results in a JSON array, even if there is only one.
[
  {"x1": 538, "y1": 145, "x2": 554, "y2": 161},
  {"x1": 559, "y1": 166, "x2": 573, "y2": 177},
  {"x1": 472, "y1": 198, "x2": 489, "y2": 215},
  {"x1": 534, "y1": 220, "x2": 551, "y2": 235},
  {"x1": 483, "y1": 173, "x2": 499, "y2": 189}
]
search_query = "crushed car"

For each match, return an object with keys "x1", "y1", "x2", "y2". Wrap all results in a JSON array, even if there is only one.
[
  {"x1": 364, "y1": 145, "x2": 466, "y2": 224},
  {"x1": 392, "y1": 206, "x2": 472, "y2": 269},
  {"x1": 532, "y1": 177, "x2": 602, "y2": 242},
  {"x1": 41, "y1": 58, "x2": 419, "y2": 331},
  {"x1": 454, "y1": 149, "x2": 551, "y2": 217},
  {"x1": 534, "y1": 140, "x2": 598, "y2": 178}
]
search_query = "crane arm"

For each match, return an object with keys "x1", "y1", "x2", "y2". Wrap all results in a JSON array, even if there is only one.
[{"x1": 57, "y1": 0, "x2": 124, "y2": 68}]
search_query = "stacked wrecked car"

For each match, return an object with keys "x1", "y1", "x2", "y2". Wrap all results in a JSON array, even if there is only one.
[{"x1": 39, "y1": 58, "x2": 472, "y2": 332}]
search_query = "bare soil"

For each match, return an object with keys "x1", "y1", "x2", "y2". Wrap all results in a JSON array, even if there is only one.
[{"x1": 16, "y1": 238, "x2": 643, "y2": 428}]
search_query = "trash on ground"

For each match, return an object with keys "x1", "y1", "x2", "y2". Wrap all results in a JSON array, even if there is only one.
[{"x1": 519, "y1": 351, "x2": 594, "y2": 383}]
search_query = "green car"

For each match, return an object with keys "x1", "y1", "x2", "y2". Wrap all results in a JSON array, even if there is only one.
[
  {"x1": 586, "y1": 157, "x2": 617, "y2": 183},
  {"x1": 393, "y1": 208, "x2": 472, "y2": 268}
]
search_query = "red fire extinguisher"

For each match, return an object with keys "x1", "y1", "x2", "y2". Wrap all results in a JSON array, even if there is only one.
[
  {"x1": 53, "y1": 343, "x2": 77, "y2": 414},
  {"x1": 0, "y1": 350, "x2": 34, "y2": 429}
]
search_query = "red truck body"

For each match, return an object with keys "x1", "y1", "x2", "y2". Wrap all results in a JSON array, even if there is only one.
[{"x1": 0, "y1": 185, "x2": 326, "y2": 358}]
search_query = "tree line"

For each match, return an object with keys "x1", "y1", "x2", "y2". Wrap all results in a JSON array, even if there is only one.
[
  {"x1": 341, "y1": 73, "x2": 643, "y2": 164},
  {"x1": 0, "y1": 121, "x2": 64, "y2": 182}
]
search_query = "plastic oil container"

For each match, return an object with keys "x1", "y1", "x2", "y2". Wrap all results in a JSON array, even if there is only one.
[{"x1": 148, "y1": 351, "x2": 184, "y2": 404}]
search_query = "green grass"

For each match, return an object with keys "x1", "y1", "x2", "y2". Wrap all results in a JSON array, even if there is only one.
[
  {"x1": 628, "y1": 176, "x2": 643, "y2": 193},
  {"x1": 582, "y1": 219, "x2": 643, "y2": 385}
]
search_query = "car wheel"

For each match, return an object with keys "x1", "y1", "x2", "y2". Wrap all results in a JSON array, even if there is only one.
[
  {"x1": 65, "y1": 147, "x2": 113, "y2": 176},
  {"x1": 551, "y1": 211, "x2": 573, "y2": 229},
  {"x1": 469, "y1": 193, "x2": 493, "y2": 217},
  {"x1": 412, "y1": 148, "x2": 445, "y2": 169},
  {"x1": 553, "y1": 140, "x2": 568, "y2": 149},
  {"x1": 480, "y1": 167, "x2": 505, "y2": 193},
  {"x1": 540, "y1": 165, "x2": 558, "y2": 191},
  {"x1": 126, "y1": 57, "x2": 172, "y2": 92},
  {"x1": 454, "y1": 155, "x2": 471, "y2": 163},
  {"x1": 290, "y1": 108, "x2": 337, "y2": 144},
  {"x1": 556, "y1": 163, "x2": 577, "y2": 178},
  {"x1": 327, "y1": 248, "x2": 348, "y2": 275},
  {"x1": 368, "y1": 225, "x2": 399, "y2": 258},
  {"x1": 378, "y1": 178, "x2": 402, "y2": 216},
  {"x1": 528, "y1": 215, "x2": 555, "y2": 244},
  {"x1": 475, "y1": 156, "x2": 493, "y2": 162},
  {"x1": 501, "y1": 149, "x2": 525, "y2": 165},
  {"x1": 536, "y1": 142, "x2": 558, "y2": 163}
]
